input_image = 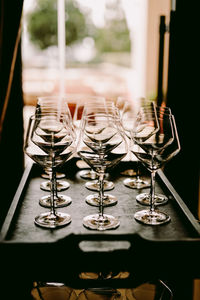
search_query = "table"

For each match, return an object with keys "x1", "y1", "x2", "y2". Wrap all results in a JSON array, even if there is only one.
[{"x1": 1, "y1": 159, "x2": 200, "y2": 298}]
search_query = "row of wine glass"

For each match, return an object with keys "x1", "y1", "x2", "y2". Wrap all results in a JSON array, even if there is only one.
[{"x1": 24, "y1": 95, "x2": 180, "y2": 229}]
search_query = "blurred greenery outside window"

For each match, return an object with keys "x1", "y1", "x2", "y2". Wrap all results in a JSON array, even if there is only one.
[
  {"x1": 25, "y1": 0, "x2": 131, "y2": 67},
  {"x1": 22, "y1": 0, "x2": 132, "y2": 110}
]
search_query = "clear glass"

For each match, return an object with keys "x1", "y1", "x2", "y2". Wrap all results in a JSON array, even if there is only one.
[
  {"x1": 79, "y1": 169, "x2": 98, "y2": 180},
  {"x1": 85, "y1": 178, "x2": 114, "y2": 192},
  {"x1": 132, "y1": 112, "x2": 181, "y2": 225},
  {"x1": 136, "y1": 106, "x2": 173, "y2": 206},
  {"x1": 71, "y1": 95, "x2": 110, "y2": 183},
  {"x1": 36, "y1": 96, "x2": 75, "y2": 207},
  {"x1": 79, "y1": 102, "x2": 120, "y2": 205},
  {"x1": 24, "y1": 113, "x2": 76, "y2": 228},
  {"x1": 85, "y1": 179, "x2": 116, "y2": 207},
  {"x1": 41, "y1": 171, "x2": 66, "y2": 179},
  {"x1": 77, "y1": 113, "x2": 128, "y2": 230},
  {"x1": 116, "y1": 97, "x2": 151, "y2": 189},
  {"x1": 39, "y1": 167, "x2": 71, "y2": 208},
  {"x1": 40, "y1": 178, "x2": 70, "y2": 192}
]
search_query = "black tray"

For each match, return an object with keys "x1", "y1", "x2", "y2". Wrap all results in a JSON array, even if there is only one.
[{"x1": 1, "y1": 158, "x2": 200, "y2": 285}]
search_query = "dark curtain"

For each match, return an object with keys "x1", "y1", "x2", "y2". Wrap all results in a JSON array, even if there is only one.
[
  {"x1": 165, "y1": 0, "x2": 199, "y2": 218},
  {"x1": 0, "y1": 0, "x2": 24, "y2": 227},
  {"x1": 0, "y1": 3, "x2": 34, "y2": 298}
]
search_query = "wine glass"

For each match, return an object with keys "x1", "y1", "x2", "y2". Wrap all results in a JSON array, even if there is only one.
[
  {"x1": 67, "y1": 94, "x2": 106, "y2": 180},
  {"x1": 77, "y1": 113, "x2": 128, "y2": 230},
  {"x1": 36, "y1": 96, "x2": 76, "y2": 208},
  {"x1": 79, "y1": 104, "x2": 123, "y2": 206},
  {"x1": 80, "y1": 102, "x2": 119, "y2": 194},
  {"x1": 73, "y1": 95, "x2": 105, "y2": 181},
  {"x1": 115, "y1": 96, "x2": 138, "y2": 177},
  {"x1": 36, "y1": 107, "x2": 76, "y2": 209},
  {"x1": 36, "y1": 95, "x2": 74, "y2": 193},
  {"x1": 24, "y1": 113, "x2": 76, "y2": 228},
  {"x1": 136, "y1": 105, "x2": 173, "y2": 206},
  {"x1": 132, "y1": 112, "x2": 181, "y2": 225},
  {"x1": 118, "y1": 98, "x2": 151, "y2": 189}
]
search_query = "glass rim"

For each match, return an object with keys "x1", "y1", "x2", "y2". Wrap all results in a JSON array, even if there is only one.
[
  {"x1": 37, "y1": 94, "x2": 105, "y2": 102},
  {"x1": 30, "y1": 112, "x2": 70, "y2": 119},
  {"x1": 83, "y1": 112, "x2": 121, "y2": 119},
  {"x1": 140, "y1": 105, "x2": 172, "y2": 113},
  {"x1": 138, "y1": 111, "x2": 173, "y2": 118}
]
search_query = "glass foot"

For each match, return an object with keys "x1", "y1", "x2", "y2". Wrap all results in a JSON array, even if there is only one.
[
  {"x1": 34, "y1": 212, "x2": 71, "y2": 228},
  {"x1": 41, "y1": 172, "x2": 66, "y2": 179},
  {"x1": 120, "y1": 169, "x2": 136, "y2": 176},
  {"x1": 40, "y1": 180, "x2": 70, "y2": 192},
  {"x1": 79, "y1": 170, "x2": 98, "y2": 180},
  {"x1": 85, "y1": 180, "x2": 114, "y2": 191},
  {"x1": 136, "y1": 192, "x2": 168, "y2": 206},
  {"x1": 85, "y1": 194, "x2": 117, "y2": 207},
  {"x1": 39, "y1": 195, "x2": 72, "y2": 208},
  {"x1": 123, "y1": 177, "x2": 150, "y2": 189},
  {"x1": 134, "y1": 209, "x2": 170, "y2": 225},
  {"x1": 83, "y1": 214, "x2": 120, "y2": 230}
]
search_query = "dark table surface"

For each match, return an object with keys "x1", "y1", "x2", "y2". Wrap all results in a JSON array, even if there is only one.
[{"x1": 1, "y1": 158, "x2": 200, "y2": 286}]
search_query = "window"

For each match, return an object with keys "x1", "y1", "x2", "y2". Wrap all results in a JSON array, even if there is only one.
[{"x1": 22, "y1": 0, "x2": 170, "y2": 122}]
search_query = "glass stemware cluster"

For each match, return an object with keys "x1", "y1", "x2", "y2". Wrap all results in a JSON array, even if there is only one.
[
  {"x1": 36, "y1": 96, "x2": 71, "y2": 192},
  {"x1": 68, "y1": 94, "x2": 105, "y2": 181},
  {"x1": 78, "y1": 101, "x2": 116, "y2": 193},
  {"x1": 36, "y1": 96, "x2": 75, "y2": 208},
  {"x1": 24, "y1": 93, "x2": 180, "y2": 230},
  {"x1": 77, "y1": 104, "x2": 128, "y2": 230},
  {"x1": 24, "y1": 104, "x2": 76, "y2": 228},
  {"x1": 117, "y1": 98, "x2": 151, "y2": 189},
  {"x1": 131, "y1": 104, "x2": 181, "y2": 225}
]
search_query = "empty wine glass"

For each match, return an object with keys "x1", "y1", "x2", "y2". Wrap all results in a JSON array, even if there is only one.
[
  {"x1": 80, "y1": 102, "x2": 119, "y2": 194},
  {"x1": 79, "y1": 144, "x2": 117, "y2": 207},
  {"x1": 24, "y1": 113, "x2": 76, "y2": 228},
  {"x1": 36, "y1": 95, "x2": 74, "y2": 193},
  {"x1": 79, "y1": 103, "x2": 123, "y2": 206},
  {"x1": 118, "y1": 98, "x2": 151, "y2": 189},
  {"x1": 69, "y1": 94, "x2": 106, "y2": 180},
  {"x1": 136, "y1": 105, "x2": 173, "y2": 206},
  {"x1": 132, "y1": 112, "x2": 181, "y2": 225},
  {"x1": 37, "y1": 109, "x2": 76, "y2": 209},
  {"x1": 78, "y1": 113, "x2": 128, "y2": 230},
  {"x1": 115, "y1": 96, "x2": 138, "y2": 177},
  {"x1": 36, "y1": 96, "x2": 76, "y2": 208}
]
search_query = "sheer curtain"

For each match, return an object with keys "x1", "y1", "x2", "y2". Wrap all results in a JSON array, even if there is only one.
[{"x1": 0, "y1": 0, "x2": 24, "y2": 227}]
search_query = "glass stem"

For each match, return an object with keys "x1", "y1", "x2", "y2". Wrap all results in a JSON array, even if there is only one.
[
  {"x1": 135, "y1": 145, "x2": 141, "y2": 182},
  {"x1": 99, "y1": 175, "x2": 106, "y2": 199},
  {"x1": 50, "y1": 131, "x2": 56, "y2": 217},
  {"x1": 128, "y1": 137, "x2": 132, "y2": 161},
  {"x1": 98, "y1": 172, "x2": 105, "y2": 218},
  {"x1": 136, "y1": 160, "x2": 140, "y2": 181},
  {"x1": 53, "y1": 171, "x2": 59, "y2": 198},
  {"x1": 150, "y1": 170, "x2": 156, "y2": 212},
  {"x1": 47, "y1": 169, "x2": 58, "y2": 198},
  {"x1": 49, "y1": 168, "x2": 56, "y2": 216}
]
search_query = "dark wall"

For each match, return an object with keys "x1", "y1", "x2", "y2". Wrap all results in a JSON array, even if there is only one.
[{"x1": 165, "y1": 0, "x2": 199, "y2": 218}]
